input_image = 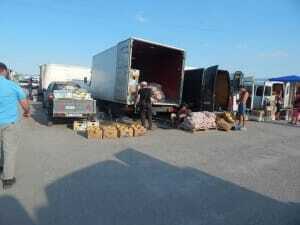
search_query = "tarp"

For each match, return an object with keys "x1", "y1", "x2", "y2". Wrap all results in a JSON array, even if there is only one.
[{"x1": 269, "y1": 75, "x2": 300, "y2": 83}]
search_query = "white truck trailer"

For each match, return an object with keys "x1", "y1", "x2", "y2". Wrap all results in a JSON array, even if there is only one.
[
  {"x1": 39, "y1": 64, "x2": 91, "y2": 95},
  {"x1": 90, "y1": 38, "x2": 186, "y2": 115}
]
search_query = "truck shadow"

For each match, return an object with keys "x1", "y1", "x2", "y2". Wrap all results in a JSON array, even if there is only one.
[
  {"x1": 0, "y1": 196, "x2": 36, "y2": 225},
  {"x1": 30, "y1": 102, "x2": 49, "y2": 126},
  {"x1": 30, "y1": 102, "x2": 75, "y2": 127},
  {"x1": 1, "y1": 149, "x2": 300, "y2": 225}
]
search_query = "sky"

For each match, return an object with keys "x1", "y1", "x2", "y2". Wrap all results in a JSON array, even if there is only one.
[{"x1": 0, "y1": 0, "x2": 299, "y2": 78}]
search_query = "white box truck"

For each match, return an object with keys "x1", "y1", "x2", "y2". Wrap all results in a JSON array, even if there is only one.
[
  {"x1": 90, "y1": 38, "x2": 185, "y2": 115},
  {"x1": 39, "y1": 64, "x2": 91, "y2": 95}
]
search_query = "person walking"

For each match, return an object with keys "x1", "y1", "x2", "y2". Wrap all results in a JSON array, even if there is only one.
[
  {"x1": 236, "y1": 88, "x2": 249, "y2": 131},
  {"x1": 275, "y1": 91, "x2": 283, "y2": 120},
  {"x1": 291, "y1": 89, "x2": 300, "y2": 125},
  {"x1": 0, "y1": 62, "x2": 30, "y2": 189},
  {"x1": 135, "y1": 81, "x2": 153, "y2": 130}
]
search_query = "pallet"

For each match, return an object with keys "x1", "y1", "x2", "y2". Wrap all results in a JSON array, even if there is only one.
[{"x1": 181, "y1": 127, "x2": 217, "y2": 133}]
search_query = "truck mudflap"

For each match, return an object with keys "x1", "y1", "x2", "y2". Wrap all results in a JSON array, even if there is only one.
[{"x1": 53, "y1": 99, "x2": 96, "y2": 118}]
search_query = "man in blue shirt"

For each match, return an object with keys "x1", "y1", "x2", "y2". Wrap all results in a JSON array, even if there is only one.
[{"x1": 0, "y1": 62, "x2": 30, "y2": 189}]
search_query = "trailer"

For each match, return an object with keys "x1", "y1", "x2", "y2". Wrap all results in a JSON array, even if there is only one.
[
  {"x1": 182, "y1": 66, "x2": 231, "y2": 112},
  {"x1": 90, "y1": 38, "x2": 185, "y2": 115}
]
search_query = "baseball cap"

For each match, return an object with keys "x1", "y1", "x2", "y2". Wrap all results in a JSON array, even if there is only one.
[{"x1": 0, "y1": 62, "x2": 8, "y2": 71}]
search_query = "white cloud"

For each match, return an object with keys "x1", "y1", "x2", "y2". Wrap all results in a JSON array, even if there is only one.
[
  {"x1": 258, "y1": 50, "x2": 289, "y2": 59},
  {"x1": 135, "y1": 12, "x2": 148, "y2": 23}
]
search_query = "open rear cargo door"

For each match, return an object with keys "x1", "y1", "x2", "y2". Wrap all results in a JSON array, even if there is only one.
[
  {"x1": 201, "y1": 66, "x2": 218, "y2": 111},
  {"x1": 114, "y1": 40, "x2": 131, "y2": 102},
  {"x1": 284, "y1": 82, "x2": 290, "y2": 108},
  {"x1": 182, "y1": 69, "x2": 205, "y2": 110}
]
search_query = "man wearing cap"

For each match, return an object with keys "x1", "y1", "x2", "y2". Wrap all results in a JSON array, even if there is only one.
[
  {"x1": 0, "y1": 62, "x2": 30, "y2": 189},
  {"x1": 135, "y1": 81, "x2": 153, "y2": 130}
]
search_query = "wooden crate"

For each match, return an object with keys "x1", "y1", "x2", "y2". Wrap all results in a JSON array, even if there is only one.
[{"x1": 86, "y1": 127, "x2": 103, "y2": 139}]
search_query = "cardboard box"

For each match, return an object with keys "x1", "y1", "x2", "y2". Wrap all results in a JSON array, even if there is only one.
[
  {"x1": 102, "y1": 126, "x2": 118, "y2": 139},
  {"x1": 73, "y1": 120, "x2": 87, "y2": 132},
  {"x1": 87, "y1": 121, "x2": 99, "y2": 128},
  {"x1": 131, "y1": 124, "x2": 147, "y2": 137},
  {"x1": 118, "y1": 127, "x2": 134, "y2": 138}
]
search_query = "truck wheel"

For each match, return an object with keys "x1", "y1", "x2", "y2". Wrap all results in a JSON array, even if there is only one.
[{"x1": 47, "y1": 120, "x2": 53, "y2": 127}]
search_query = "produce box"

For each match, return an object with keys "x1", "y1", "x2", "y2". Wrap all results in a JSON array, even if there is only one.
[
  {"x1": 87, "y1": 121, "x2": 99, "y2": 128},
  {"x1": 117, "y1": 126, "x2": 134, "y2": 138},
  {"x1": 101, "y1": 125, "x2": 118, "y2": 139},
  {"x1": 73, "y1": 120, "x2": 87, "y2": 132},
  {"x1": 86, "y1": 127, "x2": 103, "y2": 139},
  {"x1": 130, "y1": 123, "x2": 147, "y2": 137}
]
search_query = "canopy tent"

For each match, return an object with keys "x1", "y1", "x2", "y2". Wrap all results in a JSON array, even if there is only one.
[{"x1": 269, "y1": 75, "x2": 300, "y2": 83}]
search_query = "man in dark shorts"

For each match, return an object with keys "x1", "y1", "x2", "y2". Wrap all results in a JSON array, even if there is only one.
[
  {"x1": 275, "y1": 91, "x2": 283, "y2": 120},
  {"x1": 237, "y1": 88, "x2": 249, "y2": 131},
  {"x1": 135, "y1": 81, "x2": 153, "y2": 130}
]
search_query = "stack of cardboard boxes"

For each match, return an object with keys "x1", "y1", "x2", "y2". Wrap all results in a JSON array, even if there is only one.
[{"x1": 73, "y1": 121, "x2": 146, "y2": 140}]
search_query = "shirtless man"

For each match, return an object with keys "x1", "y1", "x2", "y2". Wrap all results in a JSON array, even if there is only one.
[{"x1": 237, "y1": 88, "x2": 249, "y2": 130}]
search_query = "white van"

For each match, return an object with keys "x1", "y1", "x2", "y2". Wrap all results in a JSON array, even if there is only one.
[{"x1": 244, "y1": 79, "x2": 290, "y2": 110}]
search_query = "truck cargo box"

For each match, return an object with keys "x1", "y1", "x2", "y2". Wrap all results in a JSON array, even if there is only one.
[
  {"x1": 91, "y1": 38, "x2": 185, "y2": 108},
  {"x1": 182, "y1": 66, "x2": 230, "y2": 112},
  {"x1": 40, "y1": 64, "x2": 91, "y2": 92}
]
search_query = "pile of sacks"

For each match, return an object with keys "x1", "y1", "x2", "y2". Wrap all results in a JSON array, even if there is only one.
[
  {"x1": 216, "y1": 112, "x2": 235, "y2": 131},
  {"x1": 180, "y1": 112, "x2": 216, "y2": 131},
  {"x1": 148, "y1": 83, "x2": 166, "y2": 103}
]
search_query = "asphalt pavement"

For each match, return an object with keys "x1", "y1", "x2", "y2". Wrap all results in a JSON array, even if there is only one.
[{"x1": 0, "y1": 102, "x2": 299, "y2": 225}]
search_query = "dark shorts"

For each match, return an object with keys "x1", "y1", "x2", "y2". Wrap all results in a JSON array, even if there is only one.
[
  {"x1": 238, "y1": 103, "x2": 246, "y2": 116},
  {"x1": 276, "y1": 104, "x2": 282, "y2": 113}
]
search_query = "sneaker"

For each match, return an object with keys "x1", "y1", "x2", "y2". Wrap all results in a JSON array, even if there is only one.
[
  {"x1": 2, "y1": 177, "x2": 16, "y2": 189},
  {"x1": 234, "y1": 125, "x2": 241, "y2": 131}
]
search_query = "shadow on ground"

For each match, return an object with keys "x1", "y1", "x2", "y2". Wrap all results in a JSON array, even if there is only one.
[
  {"x1": 1, "y1": 149, "x2": 299, "y2": 225},
  {"x1": 263, "y1": 120, "x2": 300, "y2": 128},
  {"x1": 30, "y1": 102, "x2": 48, "y2": 126},
  {"x1": 30, "y1": 102, "x2": 76, "y2": 127}
]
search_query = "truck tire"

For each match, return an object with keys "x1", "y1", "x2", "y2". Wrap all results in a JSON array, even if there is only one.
[{"x1": 47, "y1": 120, "x2": 53, "y2": 127}]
